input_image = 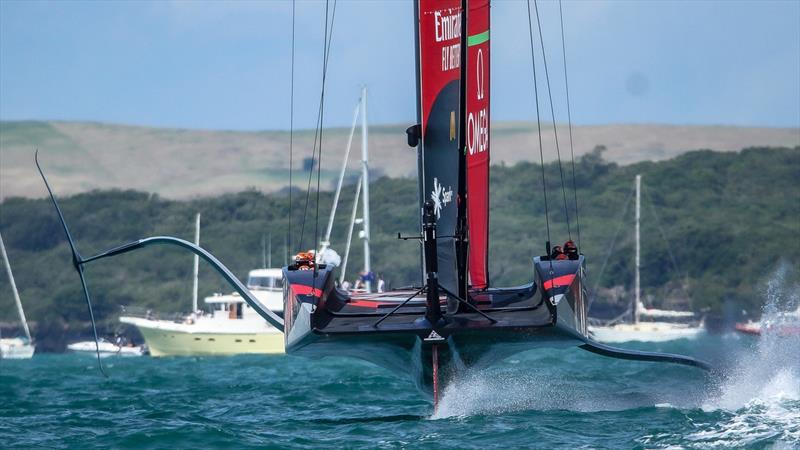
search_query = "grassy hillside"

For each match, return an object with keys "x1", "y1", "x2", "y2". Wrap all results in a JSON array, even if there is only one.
[
  {"x1": 0, "y1": 146, "x2": 798, "y2": 350},
  {"x1": 2, "y1": 120, "x2": 798, "y2": 199}
]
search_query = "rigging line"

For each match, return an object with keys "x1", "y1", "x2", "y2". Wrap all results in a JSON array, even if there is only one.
[
  {"x1": 559, "y1": 0, "x2": 581, "y2": 249},
  {"x1": 533, "y1": 0, "x2": 571, "y2": 240},
  {"x1": 289, "y1": 0, "x2": 296, "y2": 256},
  {"x1": 526, "y1": 0, "x2": 552, "y2": 262},
  {"x1": 298, "y1": 0, "x2": 338, "y2": 251},
  {"x1": 587, "y1": 185, "x2": 635, "y2": 313},
  {"x1": 298, "y1": 95, "x2": 325, "y2": 250},
  {"x1": 641, "y1": 183, "x2": 692, "y2": 303},
  {"x1": 314, "y1": 0, "x2": 337, "y2": 280}
]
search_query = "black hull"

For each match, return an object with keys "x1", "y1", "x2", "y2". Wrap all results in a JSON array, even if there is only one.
[{"x1": 284, "y1": 257, "x2": 590, "y2": 394}]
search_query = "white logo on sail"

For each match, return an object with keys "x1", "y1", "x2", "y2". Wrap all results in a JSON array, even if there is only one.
[
  {"x1": 467, "y1": 48, "x2": 488, "y2": 156},
  {"x1": 431, "y1": 177, "x2": 453, "y2": 219},
  {"x1": 477, "y1": 49, "x2": 485, "y2": 100}
]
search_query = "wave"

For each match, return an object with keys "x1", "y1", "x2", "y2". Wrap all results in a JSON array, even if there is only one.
[{"x1": 694, "y1": 262, "x2": 800, "y2": 447}]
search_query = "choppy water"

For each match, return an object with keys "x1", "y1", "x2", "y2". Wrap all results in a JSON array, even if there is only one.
[
  {"x1": 2, "y1": 272, "x2": 799, "y2": 449},
  {"x1": 1, "y1": 333, "x2": 797, "y2": 449}
]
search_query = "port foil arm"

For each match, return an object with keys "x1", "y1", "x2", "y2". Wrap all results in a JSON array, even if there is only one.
[
  {"x1": 580, "y1": 339, "x2": 711, "y2": 371},
  {"x1": 35, "y1": 151, "x2": 284, "y2": 338},
  {"x1": 82, "y1": 237, "x2": 284, "y2": 331}
]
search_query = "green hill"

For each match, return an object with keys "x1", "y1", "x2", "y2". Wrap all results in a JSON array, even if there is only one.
[{"x1": 0, "y1": 146, "x2": 798, "y2": 350}]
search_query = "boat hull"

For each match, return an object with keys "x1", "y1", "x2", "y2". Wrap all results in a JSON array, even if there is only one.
[
  {"x1": 284, "y1": 258, "x2": 588, "y2": 394},
  {"x1": 121, "y1": 317, "x2": 284, "y2": 357},
  {"x1": 590, "y1": 323, "x2": 704, "y2": 343},
  {"x1": 0, "y1": 338, "x2": 35, "y2": 359}
]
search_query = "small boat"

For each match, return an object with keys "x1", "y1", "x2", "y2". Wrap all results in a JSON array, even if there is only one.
[
  {"x1": 735, "y1": 307, "x2": 800, "y2": 337},
  {"x1": 589, "y1": 175, "x2": 704, "y2": 343},
  {"x1": 0, "y1": 231, "x2": 35, "y2": 360},
  {"x1": 119, "y1": 214, "x2": 284, "y2": 356},
  {"x1": 0, "y1": 337, "x2": 35, "y2": 360},
  {"x1": 67, "y1": 338, "x2": 145, "y2": 357},
  {"x1": 119, "y1": 268, "x2": 285, "y2": 356}
]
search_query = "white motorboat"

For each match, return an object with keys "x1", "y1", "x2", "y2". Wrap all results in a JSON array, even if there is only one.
[
  {"x1": 0, "y1": 232, "x2": 35, "y2": 359},
  {"x1": 0, "y1": 337, "x2": 35, "y2": 359},
  {"x1": 118, "y1": 214, "x2": 285, "y2": 356},
  {"x1": 66, "y1": 338, "x2": 145, "y2": 357},
  {"x1": 119, "y1": 269, "x2": 284, "y2": 356}
]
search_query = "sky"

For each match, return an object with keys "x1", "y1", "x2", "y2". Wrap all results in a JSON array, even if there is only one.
[{"x1": 1, "y1": 0, "x2": 798, "y2": 131}]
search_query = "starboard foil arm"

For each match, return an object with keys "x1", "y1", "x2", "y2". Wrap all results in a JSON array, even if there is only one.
[
  {"x1": 579, "y1": 339, "x2": 711, "y2": 371},
  {"x1": 35, "y1": 152, "x2": 284, "y2": 332}
]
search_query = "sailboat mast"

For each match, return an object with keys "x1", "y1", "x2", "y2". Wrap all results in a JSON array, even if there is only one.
[
  {"x1": 192, "y1": 213, "x2": 200, "y2": 313},
  {"x1": 360, "y1": 86, "x2": 372, "y2": 292},
  {"x1": 322, "y1": 101, "x2": 361, "y2": 252},
  {"x1": 340, "y1": 174, "x2": 362, "y2": 284},
  {"x1": 634, "y1": 174, "x2": 641, "y2": 324},
  {"x1": 262, "y1": 234, "x2": 267, "y2": 268},
  {"x1": 0, "y1": 232, "x2": 31, "y2": 342}
]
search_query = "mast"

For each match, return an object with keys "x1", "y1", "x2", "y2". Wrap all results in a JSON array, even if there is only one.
[
  {"x1": 340, "y1": 175, "x2": 362, "y2": 284},
  {"x1": 192, "y1": 213, "x2": 200, "y2": 313},
  {"x1": 413, "y1": 0, "x2": 464, "y2": 297},
  {"x1": 634, "y1": 174, "x2": 641, "y2": 324},
  {"x1": 0, "y1": 232, "x2": 31, "y2": 342},
  {"x1": 268, "y1": 233, "x2": 272, "y2": 268},
  {"x1": 262, "y1": 234, "x2": 267, "y2": 268},
  {"x1": 360, "y1": 86, "x2": 372, "y2": 293},
  {"x1": 321, "y1": 101, "x2": 361, "y2": 253}
]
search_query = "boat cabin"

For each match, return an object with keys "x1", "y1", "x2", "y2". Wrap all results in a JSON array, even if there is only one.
[
  {"x1": 246, "y1": 268, "x2": 284, "y2": 291},
  {"x1": 203, "y1": 268, "x2": 285, "y2": 321}
]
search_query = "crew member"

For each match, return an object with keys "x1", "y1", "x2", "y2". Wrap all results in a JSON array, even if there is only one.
[
  {"x1": 551, "y1": 245, "x2": 567, "y2": 260},
  {"x1": 563, "y1": 240, "x2": 578, "y2": 260}
]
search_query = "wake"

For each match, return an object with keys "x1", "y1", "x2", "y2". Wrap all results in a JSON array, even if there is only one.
[{"x1": 693, "y1": 263, "x2": 800, "y2": 447}]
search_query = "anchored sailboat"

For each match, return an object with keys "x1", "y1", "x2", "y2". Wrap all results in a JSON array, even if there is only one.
[
  {"x1": 0, "y1": 231, "x2": 35, "y2": 359},
  {"x1": 35, "y1": 0, "x2": 710, "y2": 407},
  {"x1": 590, "y1": 175, "x2": 704, "y2": 343}
]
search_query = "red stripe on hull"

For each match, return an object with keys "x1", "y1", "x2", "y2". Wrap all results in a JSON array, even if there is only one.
[
  {"x1": 290, "y1": 284, "x2": 323, "y2": 297},
  {"x1": 543, "y1": 274, "x2": 576, "y2": 291}
]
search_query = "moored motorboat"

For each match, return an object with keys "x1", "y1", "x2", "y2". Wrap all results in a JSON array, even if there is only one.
[
  {"x1": 735, "y1": 307, "x2": 800, "y2": 337},
  {"x1": 120, "y1": 268, "x2": 285, "y2": 356},
  {"x1": 118, "y1": 214, "x2": 284, "y2": 356},
  {"x1": 0, "y1": 337, "x2": 35, "y2": 359},
  {"x1": 67, "y1": 338, "x2": 145, "y2": 357}
]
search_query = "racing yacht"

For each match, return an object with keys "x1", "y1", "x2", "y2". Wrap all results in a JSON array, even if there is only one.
[{"x1": 36, "y1": 0, "x2": 711, "y2": 409}]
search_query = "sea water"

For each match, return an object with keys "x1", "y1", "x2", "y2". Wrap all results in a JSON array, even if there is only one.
[{"x1": 2, "y1": 276, "x2": 798, "y2": 448}]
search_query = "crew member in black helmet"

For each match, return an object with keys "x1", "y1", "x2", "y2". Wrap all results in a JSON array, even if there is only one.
[{"x1": 563, "y1": 240, "x2": 579, "y2": 260}]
